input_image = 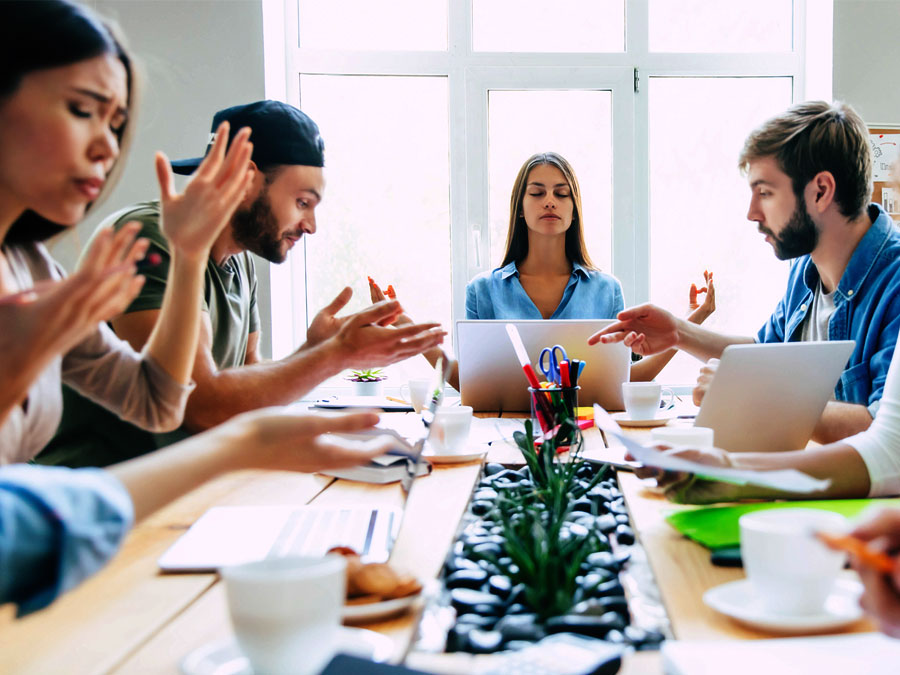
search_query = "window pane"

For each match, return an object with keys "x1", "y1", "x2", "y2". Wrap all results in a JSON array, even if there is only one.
[
  {"x1": 299, "y1": 75, "x2": 450, "y2": 382},
  {"x1": 298, "y1": 1, "x2": 447, "y2": 51},
  {"x1": 473, "y1": 0, "x2": 625, "y2": 53},
  {"x1": 649, "y1": 77, "x2": 793, "y2": 384},
  {"x1": 649, "y1": 0, "x2": 793, "y2": 53},
  {"x1": 487, "y1": 90, "x2": 613, "y2": 273}
]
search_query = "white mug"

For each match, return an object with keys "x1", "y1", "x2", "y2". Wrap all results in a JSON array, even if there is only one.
[
  {"x1": 622, "y1": 382, "x2": 674, "y2": 420},
  {"x1": 739, "y1": 509, "x2": 848, "y2": 615},
  {"x1": 430, "y1": 406, "x2": 473, "y2": 453},
  {"x1": 401, "y1": 378, "x2": 432, "y2": 413},
  {"x1": 650, "y1": 426, "x2": 714, "y2": 448},
  {"x1": 222, "y1": 555, "x2": 346, "y2": 675}
]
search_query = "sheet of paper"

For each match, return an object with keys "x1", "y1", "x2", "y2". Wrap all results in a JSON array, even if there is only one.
[{"x1": 592, "y1": 405, "x2": 830, "y2": 494}]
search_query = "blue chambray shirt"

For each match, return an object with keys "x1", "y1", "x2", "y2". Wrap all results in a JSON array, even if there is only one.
[
  {"x1": 757, "y1": 204, "x2": 900, "y2": 415},
  {"x1": 466, "y1": 261, "x2": 625, "y2": 320},
  {"x1": 0, "y1": 464, "x2": 133, "y2": 616}
]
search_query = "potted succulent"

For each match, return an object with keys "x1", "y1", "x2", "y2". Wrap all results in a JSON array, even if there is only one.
[{"x1": 346, "y1": 368, "x2": 387, "y2": 396}]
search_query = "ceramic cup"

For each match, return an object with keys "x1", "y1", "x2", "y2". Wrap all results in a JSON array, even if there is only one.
[
  {"x1": 622, "y1": 382, "x2": 674, "y2": 420},
  {"x1": 430, "y1": 406, "x2": 474, "y2": 453},
  {"x1": 650, "y1": 426, "x2": 714, "y2": 448},
  {"x1": 739, "y1": 508, "x2": 849, "y2": 615},
  {"x1": 401, "y1": 378, "x2": 432, "y2": 413},
  {"x1": 222, "y1": 555, "x2": 346, "y2": 675}
]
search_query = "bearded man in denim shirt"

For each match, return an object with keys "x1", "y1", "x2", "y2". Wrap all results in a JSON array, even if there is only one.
[{"x1": 592, "y1": 100, "x2": 900, "y2": 445}]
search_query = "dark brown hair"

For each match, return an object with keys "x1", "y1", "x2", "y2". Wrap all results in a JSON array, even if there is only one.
[
  {"x1": 1, "y1": 1, "x2": 138, "y2": 243},
  {"x1": 501, "y1": 152, "x2": 595, "y2": 269}
]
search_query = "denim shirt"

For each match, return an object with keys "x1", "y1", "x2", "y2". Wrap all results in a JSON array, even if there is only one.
[
  {"x1": 0, "y1": 465, "x2": 133, "y2": 616},
  {"x1": 757, "y1": 204, "x2": 900, "y2": 415},
  {"x1": 465, "y1": 261, "x2": 625, "y2": 320}
]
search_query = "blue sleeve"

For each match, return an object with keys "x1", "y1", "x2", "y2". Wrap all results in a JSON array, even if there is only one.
[
  {"x1": 865, "y1": 298, "x2": 900, "y2": 415},
  {"x1": 612, "y1": 278, "x2": 625, "y2": 315},
  {"x1": 465, "y1": 280, "x2": 480, "y2": 320},
  {"x1": 757, "y1": 292, "x2": 789, "y2": 343},
  {"x1": 0, "y1": 465, "x2": 133, "y2": 616}
]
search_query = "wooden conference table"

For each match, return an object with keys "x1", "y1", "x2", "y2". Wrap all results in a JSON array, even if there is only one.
[{"x1": 0, "y1": 418, "x2": 875, "y2": 674}]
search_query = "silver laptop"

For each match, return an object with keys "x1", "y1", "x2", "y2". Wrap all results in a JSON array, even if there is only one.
[
  {"x1": 694, "y1": 340, "x2": 855, "y2": 452},
  {"x1": 456, "y1": 320, "x2": 631, "y2": 412},
  {"x1": 158, "y1": 356, "x2": 447, "y2": 572}
]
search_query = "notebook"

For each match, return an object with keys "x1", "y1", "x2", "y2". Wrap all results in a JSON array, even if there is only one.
[{"x1": 665, "y1": 498, "x2": 900, "y2": 550}]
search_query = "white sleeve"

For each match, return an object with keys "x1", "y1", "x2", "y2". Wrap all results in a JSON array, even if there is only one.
[{"x1": 844, "y1": 327, "x2": 900, "y2": 496}]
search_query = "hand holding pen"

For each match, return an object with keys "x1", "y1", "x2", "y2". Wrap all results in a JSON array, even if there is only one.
[{"x1": 820, "y1": 509, "x2": 900, "y2": 638}]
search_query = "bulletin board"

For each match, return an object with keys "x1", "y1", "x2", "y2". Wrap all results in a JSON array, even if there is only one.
[{"x1": 870, "y1": 127, "x2": 900, "y2": 220}]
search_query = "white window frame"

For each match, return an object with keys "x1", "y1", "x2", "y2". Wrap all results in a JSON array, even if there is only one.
[{"x1": 263, "y1": 0, "x2": 831, "y2": 360}]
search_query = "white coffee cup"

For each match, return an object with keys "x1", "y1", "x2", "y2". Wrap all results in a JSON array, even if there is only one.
[
  {"x1": 739, "y1": 508, "x2": 849, "y2": 615},
  {"x1": 622, "y1": 382, "x2": 674, "y2": 420},
  {"x1": 401, "y1": 378, "x2": 432, "y2": 413},
  {"x1": 222, "y1": 555, "x2": 346, "y2": 675},
  {"x1": 650, "y1": 426, "x2": 714, "y2": 448},
  {"x1": 430, "y1": 406, "x2": 473, "y2": 453}
]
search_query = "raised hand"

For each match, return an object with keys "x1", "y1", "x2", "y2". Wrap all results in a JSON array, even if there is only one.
[
  {"x1": 367, "y1": 277, "x2": 410, "y2": 326},
  {"x1": 333, "y1": 300, "x2": 445, "y2": 368},
  {"x1": 156, "y1": 121, "x2": 254, "y2": 260},
  {"x1": 304, "y1": 287, "x2": 354, "y2": 348},
  {"x1": 588, "y1": 303, "x2": 679, "y2": 356},
  {"x1": 688, "y1": 270, "x2": 716, "y2": 323},
  {"x1": 846, "y1": 509, "x2": 900, "y2": 638}
]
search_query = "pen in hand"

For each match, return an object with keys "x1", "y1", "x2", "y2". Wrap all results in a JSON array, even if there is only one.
[{"x1": 816, "y1": 531, "x2": 895, "y2": 574}]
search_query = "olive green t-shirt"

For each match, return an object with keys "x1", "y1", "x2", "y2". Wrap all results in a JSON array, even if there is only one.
[{"x1": 36, "y1": 201, "x2": 259, "y2": 468}]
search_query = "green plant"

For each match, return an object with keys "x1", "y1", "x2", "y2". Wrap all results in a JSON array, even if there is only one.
[
  {"x1": 494, "y1": 488, "x2": 602, "y2": 619},
  {"x1": 470, "y1": 419, "x2": 611, "y2": 619},
  {"x1": 346, "y1": 368, "x2": 386, "y2": 382}
]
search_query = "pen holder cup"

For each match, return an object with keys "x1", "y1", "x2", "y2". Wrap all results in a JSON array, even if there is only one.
[{"x1": 529, "y1": 386, "x2": 580, "y2": 446}]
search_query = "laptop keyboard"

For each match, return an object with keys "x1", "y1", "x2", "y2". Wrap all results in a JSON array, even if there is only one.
[{"x1": 267, "y1": 508, "x2": 395, "y2": 562}]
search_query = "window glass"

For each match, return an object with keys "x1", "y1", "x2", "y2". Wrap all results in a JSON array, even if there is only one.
[
  {"x1": 648, "y1": 77, "x2": 793, "y2": 384},
  {"x1": 298, "y1": 0, "x2": 447, "y2": 51},
  {"x1": 298, "y1": 75, "x2": 450, "y2": 381},
  {"x1": 473, "y1": 0, "x2": 625, "y2": 53},
  {"x1": 649, "y1": 0, "x2": 793, "y2": 53}
]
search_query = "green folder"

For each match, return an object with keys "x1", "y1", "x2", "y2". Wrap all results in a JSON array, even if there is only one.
[{"x1": 665, "y1": 499, "x2": 900, "y2": 550}]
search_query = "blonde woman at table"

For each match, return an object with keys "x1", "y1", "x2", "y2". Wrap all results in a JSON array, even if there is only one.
[
  {"x1": 0, "y1": 1, "x2": 259, "y2": 464},
  {"x1": 368, "y1": 152, "x2": 715, "y2": 389}
]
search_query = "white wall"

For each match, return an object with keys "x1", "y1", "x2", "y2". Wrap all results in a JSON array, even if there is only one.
[
  {"x1": 49, "y1": 0, "x2": 273, "y2": 356},
  {"x1": 833, "y1": 0, "x2": 900, "y2": 125}
]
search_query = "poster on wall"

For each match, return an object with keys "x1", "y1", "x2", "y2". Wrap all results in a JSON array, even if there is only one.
[{"x1": 871, "y1": 133, "x2": 900, "y2": 182}]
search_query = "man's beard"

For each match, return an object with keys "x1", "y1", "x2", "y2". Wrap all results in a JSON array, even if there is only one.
[
  {"x1": 231, "y1": 188, "x2": 289, "y2": 263},
  {"x1": 760, "y1": 198, "x2": 820, "y2": 260}
]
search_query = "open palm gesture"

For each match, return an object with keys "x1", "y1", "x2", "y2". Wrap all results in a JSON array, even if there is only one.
[{"x1": 156, "y1": 121, "x2": 254, "y2": 260}]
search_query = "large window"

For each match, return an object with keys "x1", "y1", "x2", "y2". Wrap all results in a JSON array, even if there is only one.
[{"x1": 264, "y1": 0, "x2": 831, "y2": 387}]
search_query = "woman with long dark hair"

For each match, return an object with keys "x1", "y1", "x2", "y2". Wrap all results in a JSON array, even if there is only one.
[{"x1": 0, "y1": 1, "x2": 388, "y2": 615}]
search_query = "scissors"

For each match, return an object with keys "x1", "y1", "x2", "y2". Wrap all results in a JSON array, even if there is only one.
[{"x1": 539, "y1": 344, "x2": 568, "y2": 384}]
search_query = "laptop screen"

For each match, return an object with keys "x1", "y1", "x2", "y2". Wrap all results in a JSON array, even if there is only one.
[{"x1": 399, "y1": 352, "x2": 448, "y2": 505}]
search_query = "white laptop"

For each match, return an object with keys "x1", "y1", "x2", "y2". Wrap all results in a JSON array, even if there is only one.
[
  {"x1": 456, "y1": 320, "x2": 631, "y2": 412},
  {"x1": 158, "y1": 357, "x2": 448, "y2": 572},
  {"x1": 694, "y1": 340, "x2": 855, "y2": 452}
]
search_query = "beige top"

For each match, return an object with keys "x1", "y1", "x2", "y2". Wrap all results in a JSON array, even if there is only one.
[{"x1": 0, "y1": 242, "x2": 193, "y2": 465}]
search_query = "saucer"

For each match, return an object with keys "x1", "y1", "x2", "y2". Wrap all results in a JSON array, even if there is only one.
[
  {"x1": 422, "y1": 447, "x2": 488, "y2": 464},
  {"x1": 703, "y1": 577, "x2": 865, "y2": 634},
  {"x1": 612, "y1": 411, "x2": 675, "y2": 428},
  {"x1": 343, "y1": 589, "x2": 423, "y2": 622},
  {"x1": 180, "y1": 626, "x2": 394, "y2": 675}
]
